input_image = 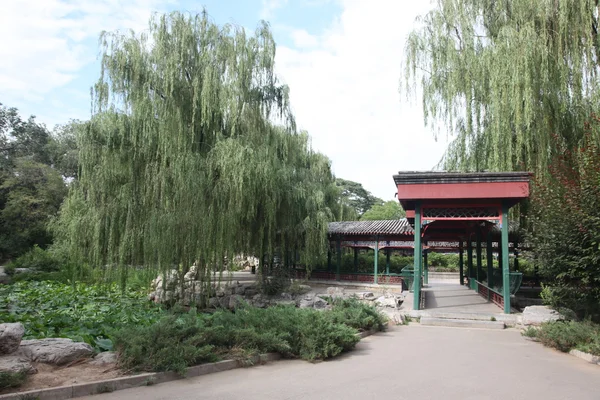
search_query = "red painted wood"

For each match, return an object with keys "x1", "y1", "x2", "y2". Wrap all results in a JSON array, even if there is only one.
[{"x1": 397, "y1": 182, "x2": 529, "y2": 200}]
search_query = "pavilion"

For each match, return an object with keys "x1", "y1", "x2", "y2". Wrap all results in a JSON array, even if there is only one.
[{"x1": 322, "y1": 171, "x2": 531, "y2": 314}]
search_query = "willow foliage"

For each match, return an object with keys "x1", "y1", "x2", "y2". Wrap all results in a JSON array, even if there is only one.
[
  {"x1": 402, "y1": 0, "x2": 600, "y2": 173},
  {"x1": 53, "y1": 12, "x2": 338, "y2": 292}
]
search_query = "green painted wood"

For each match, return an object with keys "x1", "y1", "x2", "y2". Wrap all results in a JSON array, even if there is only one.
[
  {"x1": 413, "y1": 203, "x2": 422, "y2": 310},
  {"x1": 467, "y1": 239, "x2": 473, "y2": 279},
  {"x1": 486, "y1": 231, "x2": 493, "y2": 301},
  {"x1": 459, "y1": 242, "x2": 464, "y2": 285},
  {"x1": 502, "y1": 203, "x2": 511, "y2": 314},
  {"x1": 336, "y1": 237, "x2": 342, "y2": 282},
  {"x1": 476, "y1": 229, "x2": 483, "y2": 282},
  {"x1": 386, "y1": 247, "x2": 390, "y2": 275},
  {"x1": 327, "y1": 246, "x2": 332, "y2": 272},
  {"x1": 374, "y1": 238, "x2": 379, "y2": 284},
  {"x1": 423, "y1": 243, "x2": 429, "y2": 285},
  {"x1": 353, "y1": 247, "x2": 358, "y2": 273}
]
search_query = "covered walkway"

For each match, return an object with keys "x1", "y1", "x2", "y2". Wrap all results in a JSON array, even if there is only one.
[{"x1": 423, "y1": 281, "x2": 501, "y2": 314}]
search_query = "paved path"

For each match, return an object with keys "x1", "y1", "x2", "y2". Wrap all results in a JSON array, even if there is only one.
[
  {"x1": 82, "y1": 325, "x2": 600, "y2": 400},
  {"x1": 424, "y1": 281, "x2": 501, "y2": 314}
]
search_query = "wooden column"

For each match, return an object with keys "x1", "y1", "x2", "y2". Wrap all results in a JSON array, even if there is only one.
[
  {"x1": 336, "y1": 236, "x2": 341, "y2": 282},
  {"x1": 501, "y1": 202, "x2": 511, "y2": 314},
  {"x1": 374, "y1": 237, "x2": 379, "y2": 284},
  {"x1": 459, "y1": 242, "x2": 464, "y2": 285},
  {"x1": 476, "y1": 228, "x2": 483, "y2": 282},
  {"x1": 486, "y1": 231, "x2": 493, "y2": 300},
  {"x1": 413, "y1": 202, "x2": 422, "y2": 310}
]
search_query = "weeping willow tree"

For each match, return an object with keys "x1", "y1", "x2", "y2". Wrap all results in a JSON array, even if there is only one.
[
  {"x1": 52, "y1": 11, "x2": 339, "y2": 297},
  {"x1": 402, "y1": 0, "x2": 600, "y2": 173}
]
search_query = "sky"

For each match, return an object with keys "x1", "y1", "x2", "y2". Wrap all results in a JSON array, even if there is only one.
[{"x1": 0, "y1": 0, "x2": 450, "y2": 201}]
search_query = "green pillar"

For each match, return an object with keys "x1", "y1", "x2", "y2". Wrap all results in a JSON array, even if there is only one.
[
  {"x1": 501, "y1": 203, "x2": 511, "y2": 314},
  {"x1": 467, "y1": 239, "x2": 473, "y2": 281},
  {"x1": 353, "y1": 246, "x2": 358, "y2": 273},
  {"x1": 374, "y1": 238, "x2": 379, "y2": 284},
  {"x1": 327, "y1": 245, "x2": 332, "y2": 271},
  {"x1": 336, "y1": 236, "x2": 341, "y2": 282},
  {"x1": 476, "y1": 228, "x2": 483, "y2": 282},
  {"x1": 423, "y1": 242, "x2": 429, "y2": 285},
  {"x1": 413, "y1": 203, "x2": 422, "y2": 310},
  {"x1": 514, "y1": 243, "x2": 519, "y2": 271},
  {"x1": 486, "y1": 231, "x2": 493, "y2": 300},
  {"x1": 459, "y1": 242, "x2": 464, "y2": 285},
  {"x1": 386, "y1": 245, "x2": 391, "y2": 275}
]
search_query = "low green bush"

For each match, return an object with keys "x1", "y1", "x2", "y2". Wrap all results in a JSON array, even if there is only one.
[
  {"x1": 329, "y1": 298, "x2": 387, "y2": 332},
  {"x1": 0, "y1": 371, "x2": 27, "y2": 390},
  {"x1": 527, "y1": 320, "x2": 600, "y2": 355},
  {"x1": 6, "y1": 246, "x2": 60, "y2": 273},
  {"x1": 113, "y1": 301, "x2": 378, "y2": 373}
]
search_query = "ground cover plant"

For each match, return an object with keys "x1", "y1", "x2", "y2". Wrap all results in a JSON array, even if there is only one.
[
  {"x1": 0, "y1": 281, "x2": 165, "y2": 351},
  {"x1": 114, "y1": 299, "x2": 387, "y2": 374},
  {"x1": 523, "y1": 320, "x2": 600, "y2": 356}
]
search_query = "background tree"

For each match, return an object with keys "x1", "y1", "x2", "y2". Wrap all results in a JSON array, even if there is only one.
[
  {"x1": 0, "y1": 103, "x2": 70, "y2": 260},
  {"x1": 360, "y1": 201, "x2": 405, "y2": 221},
  {"x1": 54, "y1": 12, "x2": 339, "y2": 295},
  {"x1": 402, "y1": 0, "x2": 600, "y2": 174},
  {"x1": 335, "y1": 178, "x2": 383, "y2": 217},
  {"x1": 530, "y1": 116, "x2": 600, "y2": 321}
]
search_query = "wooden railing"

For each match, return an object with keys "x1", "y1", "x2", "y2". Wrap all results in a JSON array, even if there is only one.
[
  {"x1": 293, "y1": 269, "x2": 404, "y2": 285},
  {"x1": 475, "y1": 280, "x2": 504, "y2": 309}
]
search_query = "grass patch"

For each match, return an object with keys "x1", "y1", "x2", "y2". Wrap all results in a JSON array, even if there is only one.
[
  {"x1": 0, "y1": 371, "x2": 27, "y2": 391},
  {"x1": 524, "y1": 320, "x2": 600, "y2": 355}
]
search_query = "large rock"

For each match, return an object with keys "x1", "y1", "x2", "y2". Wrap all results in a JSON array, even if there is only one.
[
  {"x1": 313, "y1": 297, "x2": 329, "y2": 309},
  {"x1": 228, "y1": 295, "x2": 245, "y2": 310},
  {"x1": 326, "y1": 287, "x2": 346, "y2": 298},
  {"x1": 89, "y1": 351, "x2": 117, "y2": 366},
  {"x1": 374, "y1": 293, "x2": 404, "y2": 309},
  {"x1": 354, "y1": 292, "x2": 375, "y2": 300},
  {"x1": 251, "y1": 294, "x2": 269, "y2": 308},
  {"x1": 522, "y1": 306, "x2": 564, "y2": 326},
  {"x1": 0, "y1": 323, "x2": 25, "y2": 355},
  {"x1": 17, "y1": 338, "x2": 94, "y2": 365},
  {"x1": 0, "y1": 355, "x2": 37, "y2": 374}
]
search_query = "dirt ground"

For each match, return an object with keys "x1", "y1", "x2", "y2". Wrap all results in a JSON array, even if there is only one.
[{"x1": 2, "y1": 360, "x2": 123, "y2": 395}]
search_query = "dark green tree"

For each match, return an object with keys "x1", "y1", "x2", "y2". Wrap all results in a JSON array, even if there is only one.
[
  {"x1": 335, "y1": 178, "x2": 383, "y2": 217},
  {"x1": 360, "y1": 201, "x2": 405, "y2": 221}
]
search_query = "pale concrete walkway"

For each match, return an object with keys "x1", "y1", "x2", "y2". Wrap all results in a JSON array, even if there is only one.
[
  {"x1": 424, "y1": 281, "x2": 502, "y2": 314},
  {"x1": 81, "y1": 325, "x2": 600, "y2": 400}
]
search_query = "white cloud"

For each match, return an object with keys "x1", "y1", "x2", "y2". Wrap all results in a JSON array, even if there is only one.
[
  {"x1": 260, "y1": 0, "x2": 288, "y2": 20},
  {"x1": 0, "y1": 0, "x2": 171, "y2": 117},
  {"x1": 275, "y1": 0, "x2": 450, "y2": 200}
]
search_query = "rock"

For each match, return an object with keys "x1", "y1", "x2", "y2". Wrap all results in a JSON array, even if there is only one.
[
  {"x1": 293, "y1": 284, "x2": 312, "y2": 295},
  {"x1": 228, "y1": 295, "x2": 245, "y2": 310},
  {"x1": 0, "y1": 323, "x2": 25, "y2": 355},
  {"x1": 184, "y1": 264, "x2": 198, "y2": 282},
  {"x1": 233, "y1": 285, "x2": 246, "y2": 296},
  {"x1": 0, "y1": 266, "x2": 8, "y2": 284},
  {"x1": 14, "y1": 268, "x2": 32, "y2": 274},
  {"x1": 272, "y1": 300, "x2": 296, "y2": 307},
  {"x1": 326, "y1": 287, "x2": 345, "y2": 297},
  {"x1": 89, "y1": 351, "x2": 117, "y2": 366},
  {"x1": 244, "y1": 287, "x2": 259, "y2": 297},
  {"x1": 354, "y1": 292, "x2": 375, "y2": 300},
  {"x1": 313, "y1": 297, "x2": 329, "y2": 309},
  {"x1": 374, "y1": 293, "x2": 404, "y2": 309},
  {"x1": 208, "y1": 297, "x2": 220, "y2": 308},
  {"x1": 252, "y1": 294, "x2": 269, "y2": 308},
  {"x1": 298, "y1": 298, "x2": 314, "y2": 308},
  {"x1": 17, "y1": 338, "x2": 94, "y2": 365},
  {"x1": 380, "y1": 309, "x2": 404, "y2": 325},
  {"x1": 0, "y1": 355, "x2": 37, "y2": 374},
  {"x1": 280, "y1": 292, "x2": 293, "y2": 301},
  {"x1": 522, "y1": 306, "x2": 564, "y2": 326},
  {"x1": 218, "y1": 295, "x2": 231, "y2": 309}
]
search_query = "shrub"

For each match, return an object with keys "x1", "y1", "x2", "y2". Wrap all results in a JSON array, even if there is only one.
[
  {"x1": 6, "y1": 246, "x2": 60, "y2": 273},
  {"x1": 0, "y1": 371, "x2": 27, "y2": 390},
  {"x1": 113, "y1": 312, "x2": 217, "y2": 374},
  {"x1": 112, "y1": 303, "x2": 371, "y2": 373},
  {"x1": 329, "y1": 298, "x2": 387, "y2": 332},
  {"x1": 535, "y1": 321, "x2": 599, "y2": 353}
]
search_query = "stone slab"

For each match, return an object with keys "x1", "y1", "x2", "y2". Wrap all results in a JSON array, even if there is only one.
[
  {"x1": 569, "y1": 349, "x2": 600, "y2": 365},
  {"x1": 420, "y1": 317, "x2": 505, "y2": 329}
]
